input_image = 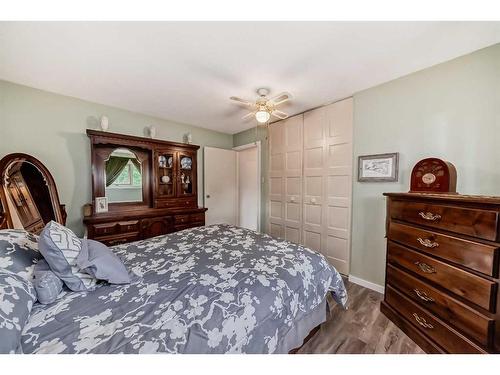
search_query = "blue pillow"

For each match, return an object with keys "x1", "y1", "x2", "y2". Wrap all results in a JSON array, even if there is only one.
[
  {"x1": 0, "y1": 229, "x2": 41, "y2": 280},
  {"x1": 33, "y1": 259, "x2": 64, "y2": 305},
  {"x1": 77, "y1": 239, "x2": 130, "y2": 284},
  {"x1": 0, "y1": 269, "x2": 37, "y2": 353},
  {"x1": 38, "y1": 221, "x2": 96, "y2": 292}
]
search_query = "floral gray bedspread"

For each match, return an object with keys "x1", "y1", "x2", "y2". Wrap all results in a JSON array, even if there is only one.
[{"x1": 21, "y1": 224, "x2": 347, "y2": 354}]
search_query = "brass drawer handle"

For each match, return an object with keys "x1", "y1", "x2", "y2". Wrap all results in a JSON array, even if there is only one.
[
  {"x1": 417, "y1": 237, "x2": 439, "y2": 248},
  {"x1": 412, "y1": 313, "x2": 434, "y2": 329},
  {"x1": 415, "y1": 261, "x2": 436, "y2": 274},
  {"x1": 414, "y1": 288, "x2": 435, "y2": 302},
  {"x1": 418, "y1": 211, "x2": 442, "y2": 221}
]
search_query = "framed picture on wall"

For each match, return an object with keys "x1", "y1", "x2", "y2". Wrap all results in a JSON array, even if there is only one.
[{"x1": 358, "y1": 153, "x2": 399, "y2": 182}]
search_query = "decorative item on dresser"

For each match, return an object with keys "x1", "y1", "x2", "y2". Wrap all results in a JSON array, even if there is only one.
[
  {"x1": 83, "y1": 130, "x2": 207, "y2": 246},
  {"x1": 410, "y1": 157, "x2": 457, "y2": 193},
  {"x1": 381, "y1": 192, "x2": 500, "y2": 353}
]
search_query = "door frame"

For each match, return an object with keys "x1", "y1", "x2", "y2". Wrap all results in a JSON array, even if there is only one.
[{"x1": 232, "y1": 141, "x2": 262, "y2": 232}]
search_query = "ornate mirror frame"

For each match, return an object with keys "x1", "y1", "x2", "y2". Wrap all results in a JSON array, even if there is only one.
[
  {"x1": 87, "y1": 130, "x2": 153, "y2": 214},
  {"x1": 0, "y1": 153, "x2": 67, "y2": 231}
]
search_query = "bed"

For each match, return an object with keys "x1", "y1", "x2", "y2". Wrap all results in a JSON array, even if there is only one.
[{"x1": 18, "y1": 224, "x2": 347, "y2": 354}]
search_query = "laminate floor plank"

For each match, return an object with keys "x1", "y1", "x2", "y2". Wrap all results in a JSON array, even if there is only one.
[{"x1": 297, "y1": 279, "x2": 425, "y2": 354}]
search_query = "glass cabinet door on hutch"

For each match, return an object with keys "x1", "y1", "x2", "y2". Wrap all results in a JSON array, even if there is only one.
[
  {"x1": 156, "y1": 151, "x2": 175, "y2": 198},
  {"x1": 177, "y1": 152, "x2": 195, "y2": 197}
]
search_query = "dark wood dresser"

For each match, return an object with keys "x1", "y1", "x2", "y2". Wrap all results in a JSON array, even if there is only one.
[
  {"x1": 381, "y1": 193, "x2": 500, "y2": 353},
  {"x1": 83, "y1": 130, "x2": 207, "y2": 246},
  {"x1": 84, "y1": 207, "x2": 206, "y2": 246}
]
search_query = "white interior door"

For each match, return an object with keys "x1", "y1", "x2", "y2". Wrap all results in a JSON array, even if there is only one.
[
  {"x1": 204, "y1": 147, "x2": 237, "y2": 225},
  {"x1": 237, "y1": 146, "x2": 258, "y2": 231}
]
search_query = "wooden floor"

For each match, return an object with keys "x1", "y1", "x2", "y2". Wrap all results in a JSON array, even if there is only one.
[{"x1": 297, "y1": 279, "x2": 425, "y2": 354}]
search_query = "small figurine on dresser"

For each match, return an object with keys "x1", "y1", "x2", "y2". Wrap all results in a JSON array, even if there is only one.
[{"x1": 410, "y1": 158, "x2": 457, "y2": 193}]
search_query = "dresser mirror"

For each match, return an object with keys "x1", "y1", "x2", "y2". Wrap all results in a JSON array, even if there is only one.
[
  {"x1": 91, "y1": 140, "x2": 151, "y2": 213},
  {"x1": 0, "y1": 153, "x2": 66, "y2": 234},
  {"x1": 105, "y1": 148, "x2": 143, "y2": 203}
]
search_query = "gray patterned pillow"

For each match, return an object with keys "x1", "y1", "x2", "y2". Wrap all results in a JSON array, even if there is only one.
[
  {"x1": 0, "y1": 229, "x2": 41, "y2": 280},
  {"x1": 0, "y1": 269, "x2": 37, "y2": 353},
  {"x1": 77, "y1": 239, "x2": 131, "y2": 284},
  {"x1": 33, "y1": 259, "x2": 64, "y2": 305},
  {"x1": 38, "y1": 221, "x2": 96, "y2": 292}
]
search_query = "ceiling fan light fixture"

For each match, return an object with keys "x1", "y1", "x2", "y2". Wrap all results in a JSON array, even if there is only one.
[{"x1": 255, "y1": 110, "x2": 270, "y2": 123}]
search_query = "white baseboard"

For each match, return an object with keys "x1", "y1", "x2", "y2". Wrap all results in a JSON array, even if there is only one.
[{"x1": 348, "y1": 275, "x2": 385, "y2": 294}]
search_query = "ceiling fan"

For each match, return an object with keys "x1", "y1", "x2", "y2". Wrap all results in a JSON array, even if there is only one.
[{"x1": 230, "y1": 88, "x2": 292, "y2": 124}]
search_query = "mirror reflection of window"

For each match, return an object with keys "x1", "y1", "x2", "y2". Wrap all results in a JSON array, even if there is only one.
[{"x1": 105, "y1": 148, "x2": 143, "y2": 203}]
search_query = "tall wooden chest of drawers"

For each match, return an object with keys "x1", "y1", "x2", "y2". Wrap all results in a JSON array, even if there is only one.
[{"x1": 381, "y1": 193, "x2": 500, "y2": 353}]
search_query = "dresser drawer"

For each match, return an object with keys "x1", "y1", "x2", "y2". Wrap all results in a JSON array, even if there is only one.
[
  {"x1": 155, "y1": 198, "x2": 197, "y2": 209},
  {"x1": 91, "y1": 220, "x2": 140, "y2": 237},
  {"x1": 387, "y1": 264, "x2": 493, "y2": 346},
  {"x1": 174, "y1": 214, "x2": 190, "y2": 224},
  {"x1": 190, "y1": 212, "x2": 205, "y2": 223},
  {"x1": 387, "y1": 241, "x2": 497, "y2": 311},
  {"x1": 390, "y1": 200, "x2": 499, "y2": 241},
  {"x1": 385, "y1": 286, "x2": 483, "y2": 353},
  {"x1": 389, "y1": 222, "x2": 499, "y2": 276},
  {"x1": 93, "y1": 233, "x2": 140, "y2": 247}
]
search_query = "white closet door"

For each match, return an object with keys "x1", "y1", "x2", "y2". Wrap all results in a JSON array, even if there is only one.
[
  {"x1": 268, "y1": 120, "x2": 285, "y2": 238},
  {"x1": 283, "y1": 115, "x2": 303, "y2": 244},
  {"x1": 324, "y1": 98, "x2": 353, "y2": 275},
  {"x1": 302, "y1": 98, "x2": 353, "y2": 275},
  {"x1": 302, "y1": 107, "x2": 326, "y2": 252}
]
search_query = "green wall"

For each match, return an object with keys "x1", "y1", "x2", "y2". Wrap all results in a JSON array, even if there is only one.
[
  {"x1": 351, "y1": 43, "x2": 500, "y2": 286},
  {"x1": 233, "y1": 125, "x2": 269, "y2": 232},
  {"x1": 0, "y1": 80, "x2": 233, "y2": 236}
]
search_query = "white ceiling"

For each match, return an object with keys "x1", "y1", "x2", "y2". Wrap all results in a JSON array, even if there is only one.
[{"x1": 1, "y1": 22, "x2": 499, "y2": 134}]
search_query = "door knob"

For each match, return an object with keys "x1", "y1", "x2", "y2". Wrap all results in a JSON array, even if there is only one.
[
  {"x1": 206, "y1": 194, "x2": 210, "y2": 198},
  {"x1": 311, "y1": 197, "x2": 317, "y2": 204}
]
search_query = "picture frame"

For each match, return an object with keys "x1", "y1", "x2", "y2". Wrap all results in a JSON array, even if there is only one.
[
  {"x1": 95, "y1": 196, "x2": 108, "y2": 213},
  {"x1": 358, "y1": 152, "x2": 399, "y2": 182}
]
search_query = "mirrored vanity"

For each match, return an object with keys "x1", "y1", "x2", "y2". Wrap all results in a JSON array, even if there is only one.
[
  {"x1": 0, "y1": 153, "x2": 67, "y2": 234},
  {"x1": 84, "y1": 130, "x2": 206, "y2": 246}
]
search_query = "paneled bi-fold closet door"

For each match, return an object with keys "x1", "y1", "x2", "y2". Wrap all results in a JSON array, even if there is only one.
[
  {"x1": 303, "y1": 98, "x2": 353, "y2": 275},
  {"x1": 269, "y1": 119, "x2": 285, "y2": 238},
  {"x1": 268, "y1": 114, "x2": 303, "y2": 243},
  {"x1": 324, "y1": 99, "x2": 353, "y2": 275},
  {"x1": 268, "y1": 98, "x2": 352, "y2": 275},
  {"x1": 283, "y1": 115, "x2": 303, "y2": 244}
]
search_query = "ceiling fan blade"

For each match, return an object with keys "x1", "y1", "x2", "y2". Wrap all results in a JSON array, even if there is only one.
[
  {"x1": 271, "y1": 110, "x2": 288, "y2": 120},
  {"x1": 242, "y1": 112, "x2": 256, "y2": 120},
  {"x1": 230, "y1": 96, "x2": 254, "y2": 107},
  {"x1": 269, "y1": 92, "x2": 292, "y2": 106}
]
